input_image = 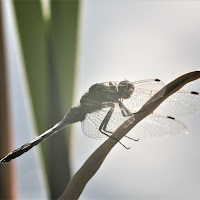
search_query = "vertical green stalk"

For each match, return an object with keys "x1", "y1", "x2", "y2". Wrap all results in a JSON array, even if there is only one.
[
  {"x1": 46, "y1": 1, "x2": 79, "y2": 198},
  {"x1": 13, "y1": 0, "x2": 79, "y2": 198}
]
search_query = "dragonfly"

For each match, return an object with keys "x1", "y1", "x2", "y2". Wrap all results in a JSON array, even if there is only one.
[{"x1": 1, "y1": 79, "x2": 200, "y2": 163}]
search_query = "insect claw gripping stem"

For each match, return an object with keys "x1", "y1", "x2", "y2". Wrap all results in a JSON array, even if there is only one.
[
  {"x1": 99, "y1": 106, "x2": 131, "y2": 149},
  {"x1": 123, "y1": 145, "x2": 131, "y2": 150},
  {"x1": 125, "y1": 135, "x2": 139, "y2": 141},
  {"x1": 100, "y1": 131, "x2": 131, "y2": 149}
]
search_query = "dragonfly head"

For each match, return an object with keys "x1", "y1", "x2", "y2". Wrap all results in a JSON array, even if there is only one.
[{"x1": 118, "y1": 80, "x2": 134, "y2": 99}]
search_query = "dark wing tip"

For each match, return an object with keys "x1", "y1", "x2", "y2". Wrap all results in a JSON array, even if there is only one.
[
  {"x1": 154, "y1": 79, "x2": 161, "y2": 82},
  {"x1": 167, "y1": 116, "x2": 175, "y2": 120},
  {"x1": 191, "y1": 91, "x2": 199, "y2": 95}
]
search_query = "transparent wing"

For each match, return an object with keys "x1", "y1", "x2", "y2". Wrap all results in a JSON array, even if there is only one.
[
  {"x1": 81, "y1": 105, "x2": 131, "y2": 139},
  {"x1": 124, "y1": 83, "x2": 200, "y2": 117},
  {"x1": 81, "y1": 108, "x2": 110, "y2": 139},
  {"x1": 82, "y1": 79, "x2": 166, "y2": 109},
  {"x1": 131, "y1": 78, "x2": 165, "y2": 90},
  {"x1": 124, "y1": 114, "x2": 187, "y2": 142},
  {"x1": 81, "y1": 105, "x2": 187, "y2": 141},
  {"x1": 154, "y1": 90, "x2": 200, "y2": 116},
  {"x1": 123, "y1": 79, "x2": 166, "y2": 112},
  {"x1": 101, "y1": 78, "x2": 165, "y2": 90}
]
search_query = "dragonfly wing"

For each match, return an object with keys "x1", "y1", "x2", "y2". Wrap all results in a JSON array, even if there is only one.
[
  {"x1": 123, "y1": 79, "x2": 166, "y2": 112},
  {"x1": 101, "y1": 79, "x2": 165, "y2": 90},
  {"x1": 124, "y1": 80, "x2": 200, "y2": 117},
  {"x1": 81, "y1": 108, "x2": 109, "y2": 139},
  {"x1": 132, "y1": 78, "x2": 165, "y2": 90},
  {"x1": 125, "y1": 114, "x2": 187, "y2": 141},
  {"x1": 81, "y1": 79, "x2": 166, "y2": 138},
  {"x1": 154, "y1": 90, "x2": 200, "y2": 116},
  {"x1": 81, "y1": 105, "x2": 131, "y2": 139},
  {"x1": 82, "y1": 108, "x2": 187, "y2": 145},
  {"x1": 82, "y1": 79, "x2": 165, "y2": 110}
]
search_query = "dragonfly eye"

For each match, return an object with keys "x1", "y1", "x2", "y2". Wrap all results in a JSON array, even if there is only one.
[{"x1": 118, "y1": 81, "x2": 134, "y2": 99}]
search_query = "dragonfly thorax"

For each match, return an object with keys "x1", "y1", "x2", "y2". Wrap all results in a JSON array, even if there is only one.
[{"x1": 117, "y1": 80, "x2": 134, "y2": 100}]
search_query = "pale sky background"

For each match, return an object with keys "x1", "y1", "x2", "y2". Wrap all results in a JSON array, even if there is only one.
[
  {"x1": 2, "y1": 0, "x2": 200, "y2": 200},
  {"x1": 72, "y1": 1, "x2": 200, "y2": 200}
]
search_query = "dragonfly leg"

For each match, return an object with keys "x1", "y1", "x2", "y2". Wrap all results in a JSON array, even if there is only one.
[
  {"x1": 102, "y1": 121, "x2": 139, "y2": 142},
  {"x1": 118, "y1": 102, "x2": 140, "y2": 141},
  {"x1": 125, "y1": 135, "x2": 139, "y2": 141},
  {"x1": 100, "y1": 104, "x2": 139, "y2": 142},
  {"x1": 99, "y1": 104, "x2": 114, "y2": 133},
  {"x1": 118, "y1": 101, "x2": 134, "y2": 117},
  {"x1": 99, "y1": 105, "x2": 130, "y2": 149},
  {"x1": 101, "y1": 131, "x2": 130, "y2": 150},
  {"x1": 118, "y1": 101, "x2": 145, "y2": 117}
]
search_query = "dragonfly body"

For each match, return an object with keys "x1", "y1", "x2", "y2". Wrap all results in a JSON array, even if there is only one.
[
  {"x1": 1, "y1": 79, "x2": 199, "y2": 163},
  {"x1": 64, "y1": 81, "x2": 135, "y2": 125},
  {"x1": 81, "y1": 81, "x2": 134, "y2": 104}
]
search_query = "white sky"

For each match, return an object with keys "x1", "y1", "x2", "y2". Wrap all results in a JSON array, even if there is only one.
[{"x1": 72, "y1": 1, "x2": 200, "y2": 199}]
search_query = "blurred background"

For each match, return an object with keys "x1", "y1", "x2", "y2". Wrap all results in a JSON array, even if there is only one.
[{"x1": 0, "y1": 0, "x2": 200, "y2": 199}]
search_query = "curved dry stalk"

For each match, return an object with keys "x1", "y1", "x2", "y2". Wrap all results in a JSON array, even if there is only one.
[{"x1": 58, "y1": 71, "x2": 200, "y2": 200}]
